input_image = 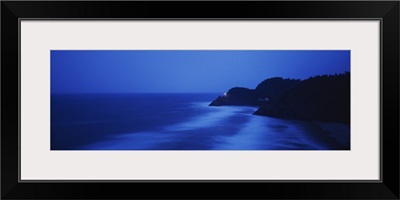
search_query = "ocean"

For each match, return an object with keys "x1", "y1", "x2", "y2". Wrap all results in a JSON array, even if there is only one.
[{"x1": 51, "y1": 93, "x2": 350, "y2": 150}]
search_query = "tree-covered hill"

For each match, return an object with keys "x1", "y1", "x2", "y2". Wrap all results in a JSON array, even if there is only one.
[{"x1": 209, "y1": 72, "x2": 350, "y2": 124}]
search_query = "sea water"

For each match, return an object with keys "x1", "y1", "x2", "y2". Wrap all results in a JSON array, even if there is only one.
[{"x1": 51, "y1": 93, "x2": 350, "y2": 150}]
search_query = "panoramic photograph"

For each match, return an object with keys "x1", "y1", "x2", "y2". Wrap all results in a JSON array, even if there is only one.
[{"x1": 51, "y1": 50, "x2": 350, "y2": 150}]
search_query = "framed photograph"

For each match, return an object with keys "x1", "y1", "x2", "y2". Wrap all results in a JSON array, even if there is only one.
[{"x1": 2, "y1": 1, "x2": 399, "y2": 199}]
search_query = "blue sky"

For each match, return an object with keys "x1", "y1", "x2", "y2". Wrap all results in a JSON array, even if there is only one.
[{"x1": 51, "y1": 50, "x2": 350, "y2": 93}]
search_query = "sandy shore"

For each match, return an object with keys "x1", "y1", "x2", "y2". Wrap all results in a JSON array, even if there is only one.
[{"x1": 317, "y1": 122, "x2": 350, "y2": 149}]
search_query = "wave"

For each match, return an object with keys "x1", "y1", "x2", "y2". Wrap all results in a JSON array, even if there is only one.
[{"x1": 76, "y1": 101, "x2": 349, "y2": 150}]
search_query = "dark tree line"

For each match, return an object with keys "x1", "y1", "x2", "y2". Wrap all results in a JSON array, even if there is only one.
[
  {"x1": 209, "y1": 77, "x2": 300, "y2": 106},
  {"x1": 254, "y1": 72, "x2": 350, "y2": 124},
  {"x1": 210, "y1": 72, "x2": 350, "y2": 124}
]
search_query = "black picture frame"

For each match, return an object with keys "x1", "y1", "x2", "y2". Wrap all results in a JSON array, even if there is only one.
[{"x1": 1, "y1": 1, "x2": 399, "y2": 199}]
